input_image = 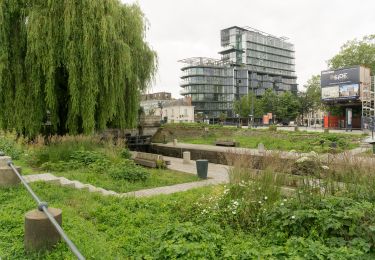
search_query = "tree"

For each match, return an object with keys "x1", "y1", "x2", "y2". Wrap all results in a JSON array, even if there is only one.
[
  {"x1": 328, "y1": 35, "x2": 375, "y2": 73},
  {"x1": 218, "y1": 112, "x2": 227, "y2": 123},
  {"x1": 298, "y1": 75, "x2": 322, "y2": 123},
  {"x1": 277, "y1": 91, "x2": 300, "y2": 122},
  {"x1": 0, "y1": 0, "x2": 157, "y2": 136},
  {"x1": 233, "y1": 93, "x2": 262, "y2": 118}
]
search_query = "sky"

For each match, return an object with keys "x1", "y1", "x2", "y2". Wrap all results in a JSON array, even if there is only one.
[{"x1": 121, "y1": 0, "x2": 375, "y2": 98}]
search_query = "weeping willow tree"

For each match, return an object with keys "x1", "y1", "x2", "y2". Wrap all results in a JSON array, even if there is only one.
[{"x1": 0, "y1": 0, "x2": 157, "y2": 136}]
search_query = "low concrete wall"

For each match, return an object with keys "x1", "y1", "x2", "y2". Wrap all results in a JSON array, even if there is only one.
[{"x1": 151, "y1": 144, "x2": 226, "y2": 164}]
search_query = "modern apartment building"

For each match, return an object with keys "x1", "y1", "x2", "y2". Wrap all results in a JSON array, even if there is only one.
[{"x1": 180, "y1": 26, "x2": 297, "y2": 118}]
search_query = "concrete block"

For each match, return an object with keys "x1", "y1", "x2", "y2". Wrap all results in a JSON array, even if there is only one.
[
  {"x1": 183, "y1": 151, "x2": 191, "y2": 164},
  {"x1": 258, "y1": 143, "x2": 265, "y2": 154},
  {"x1": 24, "y1": 208, "x2": 62, "y2": 251},
  {"x1": 0, "y1": 156, "x2": 12, "y2": 168},
  {"x1": 0, "y1": 167, "x2": 21, "y2": 187}
]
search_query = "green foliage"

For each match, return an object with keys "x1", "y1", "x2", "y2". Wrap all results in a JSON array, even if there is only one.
[
  {"x1": 233, "y1": 92, "x2": 262, "y2": 118},
  {"x1": 176, "y1": 127, "x2": 360, "y2": 153},
  {"x1": 0, "y1": 0, "x2": 157, "y2": 136},
  {"x1": 328, "y1": 35, "x2": 375, "y2": 73},
  {"x1": 260, "y1": 196, "x2": 375, "y2": 255},
  {"x1": 108, "y1": 160, "x2": 149, "y2": 182},
  {"x1": 278, "y1": 91, "x2": 301, "y2": 121},
  {"x1": 156, "y1": 222, "x2": 224, "y2": 259},
  {"x1": 299, "y1": 75, "x2": 322, "y2": 119},
  {"x1": 120, "y1": 148, "x2": 132, "y2": 159},
  {"x1": 234, "y1": 90, "x2": 301, "y2": 122},
  {"x1": 268, "y1": 125, "x2": 277, "y2": 131},
  {"x1": 0, "y1": 135, "x2": 22, "y2": 159}
]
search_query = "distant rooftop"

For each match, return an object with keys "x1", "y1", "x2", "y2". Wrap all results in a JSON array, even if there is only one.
[
  {"x1": 178, "y1": 57, "x2": 228, "y2": 67},
  {"x1": 222, "y1": 25, "x2": 290, "y2": 42}
]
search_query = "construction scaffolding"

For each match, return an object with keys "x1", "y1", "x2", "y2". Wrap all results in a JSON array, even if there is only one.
[{"x1": 362, "y1": 76, "x2": 375, "y2": 130}]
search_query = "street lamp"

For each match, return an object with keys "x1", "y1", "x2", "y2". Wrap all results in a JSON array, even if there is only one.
[{"x1": 248, "y1": 114, "x2": 253, "y2": 129}]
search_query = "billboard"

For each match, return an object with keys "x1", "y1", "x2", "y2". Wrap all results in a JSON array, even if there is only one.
[
  {"x1": 321, "y1": 66, "x2": 360, "y2": 87},
  {"x1": 321, "y1": 85, "x2": 339, "y2": 99},
  {"x1": 320, "y1": 66, "x2": 368, "y2": 101},
  {"x1": 339, "y1": 83, "x2": 359, "y2": 98}
]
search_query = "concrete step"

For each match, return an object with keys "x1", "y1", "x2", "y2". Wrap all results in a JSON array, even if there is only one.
[
  {"x1": 82, "y1": 184, "x2": 100, "y2": 192},
  {"x1": 101, "y1": 190, "x2": 118, "y2": 196},
  {"x1": 58, "y1": 177, "x2": 76, "y2": 188}
]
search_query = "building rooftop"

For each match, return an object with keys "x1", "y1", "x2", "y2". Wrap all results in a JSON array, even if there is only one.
[{"x1": 178, "y1": 57, "x2": 228, "y2": 67}]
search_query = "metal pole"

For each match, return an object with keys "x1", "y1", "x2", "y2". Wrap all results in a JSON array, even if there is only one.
[
  {"x1": 251, "y1": 72, "x2": 254, "y2": 128},
  {"x1": 7, "y1": 161, "x2": 85, "y2": 260}
]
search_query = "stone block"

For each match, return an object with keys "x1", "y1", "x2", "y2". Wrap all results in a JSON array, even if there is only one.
[
  {"x1": 258, "y1": 143, "x2": 265, "y2": 154},
  {"x1": 25, "y1": 208, "x2": 62, "y2": 252},
  {"x1": 183, "y1": 151, "x2": 191, "y2": 164},
  {"x1": 0, "y1": 167, "x2": 21, "y2": 187},
  {"x1": 0, "y1": 156, "x2": 12, "y2": 168}
]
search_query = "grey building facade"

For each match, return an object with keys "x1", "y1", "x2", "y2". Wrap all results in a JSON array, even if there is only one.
[{"x1": 179, "y1": 26, "x2": 297, "y2": 118}]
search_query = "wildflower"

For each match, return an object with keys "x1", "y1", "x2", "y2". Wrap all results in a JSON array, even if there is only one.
[
  {"x1": 232, "y1": 210, "x2": 237, "y2": 215},
  {"x1": 283, "y1": 199, "x2": 287, "y2": 202},
  {"x1": 321, "y1": 165, "x2": 329, "y2": 170},
  {"x1": 223, "y1": 189, "x2": 230, "y2": 194},
  {"x1": 264, "y1": 196, "x2": 268, "y2": 200},
  {"x1": 280, "y1": 203, "x2": 284, "y2": 206},
  {"x1": 258, "y1": 201, "x2": 262, "y2": 204},
  {"x1": 291, "y1": 215, "x2": 295, "y2": 219}
]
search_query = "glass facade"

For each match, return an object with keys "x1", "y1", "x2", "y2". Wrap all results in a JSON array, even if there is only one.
[{"x1": 180, "y1": 26, "x2": 298, "y2": 118}]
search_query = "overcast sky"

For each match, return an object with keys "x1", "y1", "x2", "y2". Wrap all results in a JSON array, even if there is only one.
[{"x1": 122, "y1": 0, "x2": 375, "y2": 98}]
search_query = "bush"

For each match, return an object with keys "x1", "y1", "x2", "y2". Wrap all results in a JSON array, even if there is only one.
[
  {"x1": 69, "y1": 150, "x2": 103, "y2": 165},
  {"x1": 0, "y1": 136, "x2": 22, "y2": 159},
  {"x1": 259, "y1": 196, "x2": 375, "y2": 254},
  {"x1": 108, "y1": 161, "x2": 149, "y2": 182},
  {"x1": 268, "y1": 125, "x2": 277, "y2": 131},
  {"x1": 156, "y1": 222, "x2": 224, "y2": 259},
  {"x1": 120, "y1": 149, "x2": 132, "y2": 159}
]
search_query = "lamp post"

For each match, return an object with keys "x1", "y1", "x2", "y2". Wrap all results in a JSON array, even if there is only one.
[{"x1": 251, "y1": 72, "x2": 255, "y2": 128}]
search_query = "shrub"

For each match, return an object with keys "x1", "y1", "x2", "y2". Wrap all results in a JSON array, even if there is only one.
[
  {"x1": 156, "y1": 222, "x2": 224, "y2": 259},
  {"x1": 120, "y1": 149, "x2": 132, "y2": 159},
  {"x1": 108, "y1": 161, "x2": 149, "y2": 182},
  {"x1": 259, "y1": 196, "x2": 375, "y2": 254},
  {"x1": 268, "y1": 125, "x2": 277, "y2": 131},
  {"x1": 0, "y1": 135, "x2": 22, "y2": 159},
  {"x1": 69, "y1": 150, "x2": 102, "y2": 165}
]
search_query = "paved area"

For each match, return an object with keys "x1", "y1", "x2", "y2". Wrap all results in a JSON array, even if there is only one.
[{"x1": 156, "y1": 142, "x2": 305, "y2": 159}]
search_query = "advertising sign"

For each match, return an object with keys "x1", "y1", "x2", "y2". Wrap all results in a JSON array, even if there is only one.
[
  {"x1": 321, "y1": 66, "x2": 360, "y2": 87},
  {"x1": 339, "y1": 84, "x2": 359, "y2": 98},
  {"x1": 321, "y1": 85, "x2": 339, "y2": 99},
  {"x1": 346, "y1": 108, "x2": 352, "y2": 127}
]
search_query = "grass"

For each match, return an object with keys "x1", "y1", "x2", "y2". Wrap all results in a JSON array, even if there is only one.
[
  {"x1": 2, "y1": 131, "x2": 375, "y2": 258},
  {"x1": 178, "y1": 128, "x2": 363, "y2": 153},
  {"x1": 51, "y1": 168, "x2": 199, "y2": 193},
  {"x1": 0, "y1": 182, "x2": 217, "y2": 259}
]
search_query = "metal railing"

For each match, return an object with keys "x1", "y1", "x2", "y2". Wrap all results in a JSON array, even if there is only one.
[{"x1": 7, "y1": 160, "x2": 85, "y2": 260}]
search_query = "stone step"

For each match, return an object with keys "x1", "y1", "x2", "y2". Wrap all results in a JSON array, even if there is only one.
[
  {"x1": 82, "y1": 184, "x2": 100, "y2": 192},
  {"x1": 101, "y1": 190, "x2": 118, "y2": 196},
  {"x1": 58, "y1": 177, "x2": 76, "y2": 188},
  {"x1": 24, "y1": 173, "x2": 58, "y2": 183}
]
